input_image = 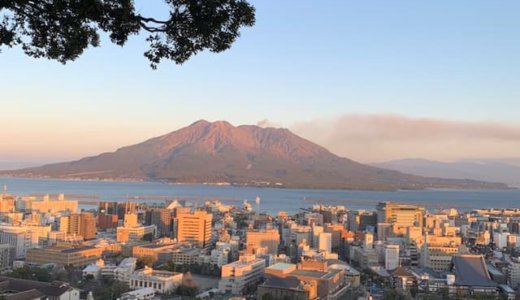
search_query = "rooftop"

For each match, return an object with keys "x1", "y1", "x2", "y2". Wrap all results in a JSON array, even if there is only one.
[
  {"x1": 268, "y1": 263, "x2": 295, "y2": 271},
  {"x1": 452, "y1": 255, "x2": 497, "y2": 288},
  {"x1": 0, "y1": 277, "x2": 73, "y2": 298}
]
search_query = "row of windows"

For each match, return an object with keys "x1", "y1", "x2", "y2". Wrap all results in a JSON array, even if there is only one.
[{"x1": 131, "y1": 279, "x2": 163, "y2": 290}]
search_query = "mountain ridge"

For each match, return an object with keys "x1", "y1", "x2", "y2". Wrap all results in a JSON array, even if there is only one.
[
  {"x1": 1, "y1": 120, "x2": 509, "y2": 191},
  {"x1": 372, "y1": 158, "x2": 520, "y2": 187}
]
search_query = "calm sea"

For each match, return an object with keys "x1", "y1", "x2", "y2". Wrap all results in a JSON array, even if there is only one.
[{"x1": 1, "y1": 177, "x2": 520, "y2": 215}]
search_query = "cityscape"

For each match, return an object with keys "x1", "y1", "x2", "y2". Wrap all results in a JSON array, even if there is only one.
[
  {"x1": 0, "y1": 189, "x2": 517, "y2": 299},
  {"x1": 2, "y1": 0, "x2": 520, "y2": 300}
]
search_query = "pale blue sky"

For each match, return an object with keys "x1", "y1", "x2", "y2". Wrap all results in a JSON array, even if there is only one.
[{"x1": 1, "y1": 0, "x2": 519, "y2": 161}]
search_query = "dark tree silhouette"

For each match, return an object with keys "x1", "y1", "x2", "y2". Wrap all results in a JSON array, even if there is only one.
[{"x1": 0, "y1": 0, "x2": 255, "y2": 68}]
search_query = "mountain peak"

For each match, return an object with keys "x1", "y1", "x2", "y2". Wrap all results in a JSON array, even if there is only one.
[{"x1": 2, "y1": 121, "x2": 509, "y2": 190}]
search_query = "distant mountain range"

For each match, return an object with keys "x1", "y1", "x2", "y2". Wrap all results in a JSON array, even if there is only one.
[
  {"x1": 372, "y1": 159, "x2": 520, "y2": 187},
  {"x1": 0, "y1": 120, "x2": 509, "y2": 190}
]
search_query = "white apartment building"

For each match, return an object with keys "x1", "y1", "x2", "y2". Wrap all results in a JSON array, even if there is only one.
[
  {"x1": 219, "y1": 254, "x2": 266, "y2": 295},
  {"x1": 0, "y1": 225, "x2": 34, "y2": 259},
  {"x1": 211, "y1": 242, "x2": 231, "y2": 267},
  {"x1": 385, "y1": 244, "x2": 400, "y2": 270},
  {"x1": 115, "y1": 257, "x2": 138, "y2": 283},
  {"x1": 318, "y1": 232, "x2": 332, "y2": 253},
  {"x1": 129, "y1": 267, "x2": 182, "y2": 294}
]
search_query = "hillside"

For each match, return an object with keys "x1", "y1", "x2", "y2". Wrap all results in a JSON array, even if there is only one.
[{"x1": 373, "y1": 159, "x2": 520, "y2": 187}]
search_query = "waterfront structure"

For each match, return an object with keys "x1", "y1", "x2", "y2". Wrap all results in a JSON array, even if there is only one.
[
  {"x1": 17, "y1": 194, "x2": 78, "y2": 214},
  {"x1": 219, "y1": 254, "x2": 266, "y2": 295},
  {"x1": 129, "y1": 266, "x2": 183, "y2": 294},
  {"x1": 176, "y1": 210, "x2": 212, "y2": 249}
]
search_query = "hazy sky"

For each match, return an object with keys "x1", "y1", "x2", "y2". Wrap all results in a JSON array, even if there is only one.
[{"x1": 1, "y1": 0, "x2": 520, "y2": 164}]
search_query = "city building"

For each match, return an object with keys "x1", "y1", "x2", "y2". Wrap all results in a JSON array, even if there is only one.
[
  {"x1": 113, "y1": 257, "x2": 138, "y2": 283},
  {"x1": 0, "y1": 225, "x2": 35, "y2": 259},
  {"x1": 451, "y1": 255, "x2": 498, "y2": 296},
  {"x1": 377, "y1": 202, "x2": 425, "y2": 236},
  {"x1": 257, "y1": 277, "x2": 316, "y2": 300},
  {"x1": 26, "y1": 244, "x2": 102, "y2": 267},
  {"x1": 385, "y1": 244, "x2": 400, "y2": 270},
  {"x1": 176, "y1": 210, "x2": 212, "y2": 249},
  {"x1": 60, "y1": 212, "x2": 97, "y2": 240},
  {"x1": 17, "y1": 194, "x2": 78, "y2": 214},
  {"x1": 0, "y1": 276, "x2": 80, "y2": 299},
  {"x1": 420, "y1": 235, "x2": 462, "y2": 272},
  {"x1": 0, "y1": 244, "x2": 15, "y2": 269},
  {"x1": 246, "y1": 228, "x2": 280, "y2": 256},
  {"x1": 129, "y1": 266, "x2": 183, "y2": 294},
  {"x1": 211, "y1": 242, "x2": 231, "y2": 267},
  {"x1": 132, "y1": 243, "x2": 175, "y2": 263},
  {"x1": 147, "y1": 208, "x2": 173, "y2": 237},
  {"x1": 117, "y1": 225, "x2": 156, "y2": 243},
  {"x1": 219, "y1": 254, "x2": 266, "y2": 295}
]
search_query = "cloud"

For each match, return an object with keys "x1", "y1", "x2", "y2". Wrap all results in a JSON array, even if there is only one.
[
  {"x1": 256, "y1": 119, "x2": 282, "y2": 128},
  {"x1": 290, "y1": 114, "x2": 520, "y2": 163}
]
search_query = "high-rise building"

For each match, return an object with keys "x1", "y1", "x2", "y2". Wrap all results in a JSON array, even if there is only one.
[
  {"x1": 0, "y1": 195, "x2": 15, "y2": 213},
  {"x1": 246, "y1": 228, "x2": 280, "y2": 256},
  {"x1": 377, "y1": 202, "x2": 425, "y2": 236},
  {"x1": 385, "y1": 244, "x2": 400, "y2": 270},
  {"x1": 148, "y1": 209, "x2": 173, "y2": 237},
  {"x1": 0, "y1": 226, "x2": 35, "y2": 259},
  {"x1": 60, "y1": 213, "x2": 97, "y2": 240},
  {"x1": 318, "y1": 232, "x2": 332, "y2": 253},
  {"x1": 176, "y1": 210, "x2": 212, "y2": 249},
  {"x1": 0, "y1": 244, "x2": 15, "y2": 269}
]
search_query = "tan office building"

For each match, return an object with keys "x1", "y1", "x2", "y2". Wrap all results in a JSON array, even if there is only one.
[
  {"x1": 176, "y1": 210, "x2": 212, "y2": 249},
  {"x1": 26, "y1": 244, "x2": 102, "y2": 267},
  {"x1": 246, "y1": 228, "x2": 280, "y2": 255}
]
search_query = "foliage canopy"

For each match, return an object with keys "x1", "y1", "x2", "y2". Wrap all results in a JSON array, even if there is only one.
[{"x1": 0, "y1": 0, "x2": 255, "y2": 68}]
